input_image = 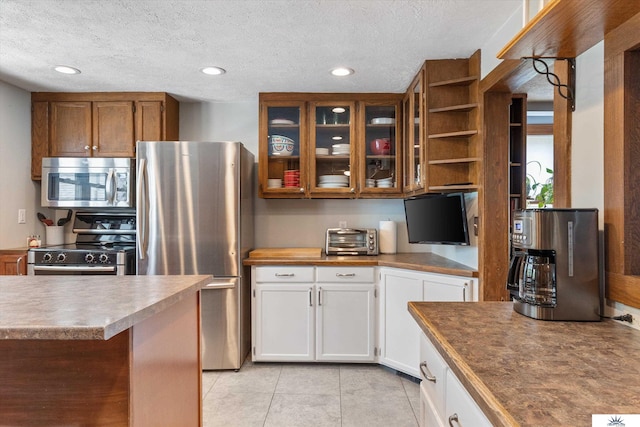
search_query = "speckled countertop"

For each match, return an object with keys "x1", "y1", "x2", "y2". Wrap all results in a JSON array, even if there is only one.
[
  {"x1": 0, "y1": 275, "x2": 211, "y2": 340},
  {"x1": 244, "y1": 252, "x2": 478, "y2": 278},
  {"x1": 408, "y1": 301, "x2": 640, "y2": 426}
]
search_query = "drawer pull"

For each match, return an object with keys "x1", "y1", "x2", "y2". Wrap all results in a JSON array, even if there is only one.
[
  {"x1": 448, "y1": 413, "x2": 460, "y2": 427},
  {"x1": 419, "y1": 361, "x2": 436, "y2": 382},
  {"x1": 275, "y1": 273, "x2": 295, "y2": 277},
  {"x1": 336, "y1": 273, "x2": 356, "y2": 277},
  {"x1": 309, "y1": 287, "x2": 313, "y2": 306}
]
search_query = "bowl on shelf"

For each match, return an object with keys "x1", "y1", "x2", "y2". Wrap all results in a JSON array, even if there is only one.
[
  {"x1": 270, "y1": 135, "x2": 295, "y2": 156},
  {"x1": 370, "y1": 138, "x2": 392, "y2": 155}
]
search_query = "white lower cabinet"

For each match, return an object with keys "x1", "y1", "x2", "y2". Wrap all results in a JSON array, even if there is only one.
[
  {"x1": 419, "y1": 332, "x2": 491, "y2": 427},
  {"x1": 252, "y1": 266, "x2": 375, "y2": 362},
  {"x1": 379, "y1": 268, "x2": 476, "y2": 378}
]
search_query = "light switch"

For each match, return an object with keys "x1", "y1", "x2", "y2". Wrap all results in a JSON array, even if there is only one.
[{"x1": 18, "y1": 209, "x2": 26, "y2": 224}]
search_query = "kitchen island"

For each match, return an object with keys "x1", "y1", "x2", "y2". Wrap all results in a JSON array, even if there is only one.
[
  {"x1": 0, "y1": 275, "x2": 210, "y2": 426},
  {"x1": 409, "y1": 301, "x2": 640, "y2": 426}
]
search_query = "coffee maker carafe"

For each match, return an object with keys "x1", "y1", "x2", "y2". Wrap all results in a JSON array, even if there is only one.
[{"x1": 506, "y1": 208, "x2": 601, "y2": 321}]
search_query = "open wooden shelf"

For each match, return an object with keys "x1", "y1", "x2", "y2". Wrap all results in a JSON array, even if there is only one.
[
  {"x1": 428, "y1": 103, "x2": 478, "y2": 113},
  {"x1": 429, "y1": 184, "x2": 479, "y2": 191},
  {"x1": 428, "y1": 130, "x2": 478, "y2": 139},
  {"x1": 428, "y1": 157, "x2": 481, "y2": 165},
  {"x1": 498, "y1": 0, "x2": 640, "y2": 59},
  {"x1": 429, "y1": 76, "x2": 479, "y2": 87}
]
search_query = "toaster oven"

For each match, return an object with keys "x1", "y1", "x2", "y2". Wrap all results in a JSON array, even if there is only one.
[{"x1": 325, "y1": 228, "x2": 378, "y2": 256}]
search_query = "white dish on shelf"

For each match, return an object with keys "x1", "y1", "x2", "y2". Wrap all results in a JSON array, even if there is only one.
[
  {"x1": 371, "y1": 117, "x2": 395, "y2": 125},
  {"x1": 316, "y1": 148, "x2": 330, "y2": 155},
  {"x1": 319, "y1": 175, "x2": 349, "y2": 183},
  {"x1": 318, "y1": 183, "x2": 349, "y2": 188},
  {"x1": 270, "y1": 118, "x2": 295, "y2": 125}
]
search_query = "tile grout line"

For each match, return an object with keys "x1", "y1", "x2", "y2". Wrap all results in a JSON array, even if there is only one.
[{"x1": 262, "y1": 364, "x2": 282, "y2": 427}]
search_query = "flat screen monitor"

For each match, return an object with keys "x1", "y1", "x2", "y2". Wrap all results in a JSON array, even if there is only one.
[{"x1": 404, "y1": 193, "x2": 470, "y2": 245}]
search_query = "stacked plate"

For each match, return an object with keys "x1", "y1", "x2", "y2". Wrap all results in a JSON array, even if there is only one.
[
  {"x1": 366, "y1": 179, "x2": 376, "y2": 188},
  {"x1": 318, "y1": 175, "x2": 349, "y2": 188},
  {"x1": 332, "y1": 144, "x2": 350, "y2": 156},
  {"x1": 284, "y1": 170, "x2": 300, "y2": 188},
  {"x1": 376, "y1": 177, "x2": 394, "y2": 188},
  {"x1": 370, "y1": 117, "x2": 395, "y2": 125}
]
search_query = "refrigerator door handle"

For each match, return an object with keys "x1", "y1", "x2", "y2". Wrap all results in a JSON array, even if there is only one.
[{"x1": 137, "y1": 158, "x2": 148, "y2": 260}]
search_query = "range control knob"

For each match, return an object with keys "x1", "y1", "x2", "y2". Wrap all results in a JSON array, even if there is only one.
[
  {"x1": 42, "y1": 253, "x2": 53, "y2": 263},
  {"x1": 56, "y1": 253, "x2": 66, "y2": 263},
  {"x1": 99, "y1": 253, "x2": 110, "y2": 264},
  {"x1": 85, "y1": 253, "x2": 95, "y2": 263}
]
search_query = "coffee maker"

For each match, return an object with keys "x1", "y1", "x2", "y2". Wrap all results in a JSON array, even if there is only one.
[{"x1": 506, "y1": 208, "x2": 601, "y2": 321}]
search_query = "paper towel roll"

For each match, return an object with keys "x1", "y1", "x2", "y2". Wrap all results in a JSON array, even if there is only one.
[{"x1": 379, "y1": 220, "x2": 397, "y2": 254}]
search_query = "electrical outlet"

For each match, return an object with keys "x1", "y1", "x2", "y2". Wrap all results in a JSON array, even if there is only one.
[
  {"x1": 18, "y1": 209, "x2": 26, "y2": 224},
  {"x1": 339, "y1": 220, "x2": 347, "y2": 228}
]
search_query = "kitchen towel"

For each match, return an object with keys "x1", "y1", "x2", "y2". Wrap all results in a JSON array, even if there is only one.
[{"x1": 379, "y1": 220, "x2": 397, "y2": 254}]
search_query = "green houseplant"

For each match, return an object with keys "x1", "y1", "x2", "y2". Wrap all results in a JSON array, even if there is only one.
[{"x1": 526, "y1": 161, "x2": 554, "y2": 207}]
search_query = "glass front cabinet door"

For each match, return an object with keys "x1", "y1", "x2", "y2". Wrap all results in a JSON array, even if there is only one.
[
  {"x1": 358, "y1": 101, "x2": 402, "y2": 197},
  {"x1": 402, "y1": 66, "x2": 425, "y2": 195},
  {"x1": 309, "y1": 101, "x2": 356, "y2": 197},
  {"x1": 259, "y1": 101, "x2": 308, "y2": 198}
]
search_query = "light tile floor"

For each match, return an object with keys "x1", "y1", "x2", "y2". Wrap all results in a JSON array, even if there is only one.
[{"x1": 202, "y1": 359, "x2": 421, "y2": 427}]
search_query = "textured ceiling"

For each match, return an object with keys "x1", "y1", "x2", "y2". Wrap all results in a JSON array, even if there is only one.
[{"x1": 0, "y1": 0, "x2": 522, "y2": 102}]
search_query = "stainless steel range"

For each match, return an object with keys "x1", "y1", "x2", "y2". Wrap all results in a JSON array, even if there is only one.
[{"x1": 27, "y1": 211, "x2": 136, "y2": 276}]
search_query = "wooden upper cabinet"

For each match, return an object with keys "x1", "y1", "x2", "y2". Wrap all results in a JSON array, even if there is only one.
[
  {"x1": 93, "y1": 101, "x2": 135, "y2": 157},
  {"x1": 258, "y1": 93, "x2": 402, "y2": 199},
  {"x1": 50, "y1": 101, "x2": 92, "y2": 157},
  {"x1": 135, "y1": 101, "x2": 163, "y2": 142},
  {"x1": 30, "y1": 93, "x2": 179, "y2": 180}
]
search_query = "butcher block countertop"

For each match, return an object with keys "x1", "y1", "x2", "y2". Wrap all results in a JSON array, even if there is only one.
[
  {"x1": 0, "y1": 275, "x2": 211, "y2": 340},
  {"x1": 244, "y1": 251, "x2": 478, "y2": 278},
  {"x1": 408, "y1": 301, "x2": 640, "y2": 426}
]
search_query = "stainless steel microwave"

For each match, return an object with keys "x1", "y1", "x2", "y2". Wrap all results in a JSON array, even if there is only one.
[{"x1": 41, "y1": 157, "x2": 135, "y2": 208}]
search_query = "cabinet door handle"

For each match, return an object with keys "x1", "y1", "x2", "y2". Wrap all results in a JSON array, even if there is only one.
[
  {"x1": 16, "y1": 256, "x2": 24, "y2": 276},
  {"x1": 318, "y1": 287, "x2": 322, "y2": 306},
  {"x1": 92, "y1": 145, "x2": 97, "y2": 150},
  {"x1": 309, "y1": 287, "x2": 313, "y2": 306},
  {"x1": 336, "y1": 273, "x2": 356, "y2": 277},
  {"x1": 419, "y1": 361, "x2": 436, "y2": 382},
  {"x1": 448, "y1": 413, "x2": 460, "y2": 427},
  {"x1": 275, "y1": 273, "x2": 294, "y2": 277},
  {"x1": 84, "y1": 145, "x2": 90, "y2": 150}
]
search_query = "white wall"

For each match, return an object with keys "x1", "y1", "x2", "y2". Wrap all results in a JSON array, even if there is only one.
[{"x1": 0, "y1": 81, "x2": 44, "y2": 249}]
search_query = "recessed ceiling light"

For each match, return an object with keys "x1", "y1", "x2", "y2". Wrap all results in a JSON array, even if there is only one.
[
  {"x1": 54, "y1": 65, "x2": 81, "y2": 75},
  {"x1": 201, "y1": 66, "x2": 226, "y2": 75},
  {"x1": 330, "y1": 67, "x2": 354, "y2": 77}
]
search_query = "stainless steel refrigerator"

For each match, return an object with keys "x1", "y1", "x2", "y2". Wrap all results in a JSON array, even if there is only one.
[{"x1": 136, "y1": 141, "x2": 254, "y2": 370}]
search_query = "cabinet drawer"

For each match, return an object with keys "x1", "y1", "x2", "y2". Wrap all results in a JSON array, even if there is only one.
[
  {"x1": 445, "y1": 369, "x2": 492, "y2": 427},
  {"x1": 255, "y1": 266, "x2": 314, "y2": 283},
  {"x1": 420, "y1": 332, "x2": 447, "y2": 419},
  {"x1": 316, "y1": 266, "x2": 374, "y2": 283}
]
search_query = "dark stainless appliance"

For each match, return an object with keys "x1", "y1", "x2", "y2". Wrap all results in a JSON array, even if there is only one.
[
  {"x1": 41, "y1": 157, "x2": 135, "y2": 208},
  {"x1": 325, "y1": 228, "x2": 378, "y2": 255},
  {"x1": 507, "y1": 208, "x2": 601, "y2": 321},
  {"x1": 136, "y1": 141, "x2": 254, "y2": 370},
  {"x1": 27, "y1": 211, "x2": 136, "y2": 276}
]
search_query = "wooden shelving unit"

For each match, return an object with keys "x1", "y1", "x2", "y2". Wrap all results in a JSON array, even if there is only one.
[
  {"x1": 424, "y1": 51, "x2": 481, "y2": 192},
  {"x1": 509, "y1": 94, "x2": 527, "y2": 213}
]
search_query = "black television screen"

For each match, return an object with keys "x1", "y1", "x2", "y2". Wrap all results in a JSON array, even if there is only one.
[{"x1": 404, "y1": 193, "x2": 470, "y2": 245}]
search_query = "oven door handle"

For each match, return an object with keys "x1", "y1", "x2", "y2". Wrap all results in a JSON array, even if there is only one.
[{"x1": 32, "y1": 265, "x2": 117, "y2": 273}]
